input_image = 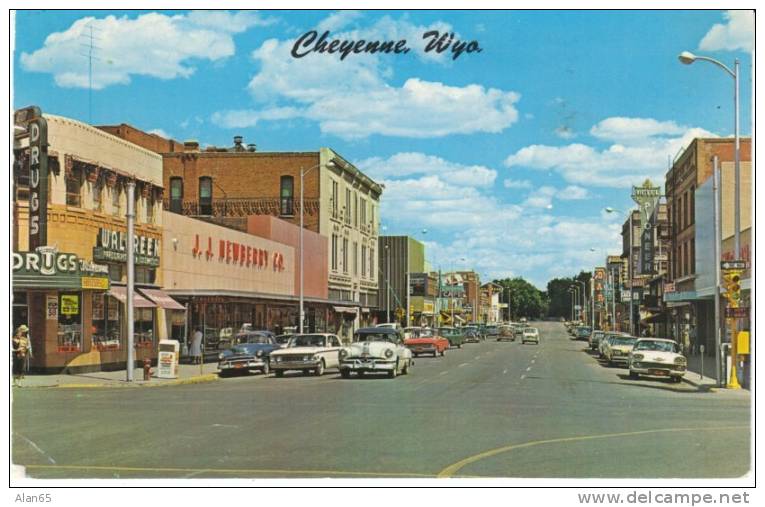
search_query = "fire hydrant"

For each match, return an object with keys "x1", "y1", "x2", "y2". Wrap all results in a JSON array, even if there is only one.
[{"x1": 143, "y1": 358, "x2": 152, "y2": 381}]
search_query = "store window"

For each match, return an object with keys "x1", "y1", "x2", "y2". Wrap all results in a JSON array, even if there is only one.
[
  {"x1": 199, "y1": 176, "x2": 213, "y2": 215},
  {"x1": 136, "y1": 266, "x2": 156, "y2": 285},
  {"x1": 280, "y1": 176, "x2": 294, "y2": 216},
  {"x1": 12, "y1": 291, "x2": 28, "y2": 334},
  {"x1": 58, "y1": 293, "x2": 82, "y2": 352},
  {"x1": 92, "y1": 294, "x2": 121, "y2": 351},
  {"x1": 135, "y1": 308, "x2": 155, "y2": 349},
  {"x1": 169, "y1": 177, "x2": 183, "y2": 214}
]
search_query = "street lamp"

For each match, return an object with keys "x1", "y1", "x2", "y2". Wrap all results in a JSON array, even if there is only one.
[
  {"x1": 678, "y1": 51, "x2": 741, "y2": 263},
  {"x1": 384, "y1": 243, "x2": 391, "y2": 323},
  {"x1": 569, "y1": 284, "x2": 580, "y2": 323},
  {"x1": 605, "y1": 206, "x2": 636, "y2": 335},
  {"x1": 299, "y1": 160, "x2": 337, "y2": 334},
  {"x1": 575, "y1": 279, "x2": 586, "y2": 324}
]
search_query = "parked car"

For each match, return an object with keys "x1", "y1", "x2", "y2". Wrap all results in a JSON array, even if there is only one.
[
  {"x1": 627, "y1": 338, "x2": 687, "y2": 382},
  {"x1": 376, "y1": 322, "x2": 402, "y2": 330},
  {"x1": 512, "y1": 323, "x2": 526, "y2": 340},
  {"x1": 339, "y1": 327, "x2": 413, "y2": 378},
  {"x1": 404, "y1": 328, "x2": 449, "y2": 357},
  {"x1": 437, "y1": 327, "x2": 465, "y2": 348},
  {"x1": 599, "y1": 332, "x2": 630, "y2": 358},
  {"x1": 574, "y1": 326, "x2": 592, "y2": 341},
  {"x1": 269, "y1": 333, "x2": 343, "y2": 377},
  {"x1": 521, "y1": 327, "x2": 540, "y2": 345},
  {"x1": 217, "y1": 332, "x2": 280, "y2": 376},
  {"x1": 589, "y1": 330, "x2": 606, "y2": 351},
  {"x1": 497, "y1": 324, "x2": 515, "y2": 342},
  {"x1": 603, "y1": 336, "x2": 638, "y2": 366}
]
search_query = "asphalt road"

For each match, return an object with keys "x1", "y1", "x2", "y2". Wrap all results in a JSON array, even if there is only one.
[{"x1": 12, "y1": 322, "x2": 751, "y2": 479}]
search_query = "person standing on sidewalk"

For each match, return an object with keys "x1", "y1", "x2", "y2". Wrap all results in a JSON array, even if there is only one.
[
  {"x1": 190, "y1": 328, "x2": 203, "y2": 365},
  {"x1": 12, "y1": 325, "x2": 30, "y2": 386}
]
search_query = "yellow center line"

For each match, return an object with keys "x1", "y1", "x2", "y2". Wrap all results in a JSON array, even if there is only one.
[
  {"x1": 437, "y1": 425, "x2": 749, "y2": 478},
  {"x1": 23, "y1": 463, "x2": 436, "y2": 478}
]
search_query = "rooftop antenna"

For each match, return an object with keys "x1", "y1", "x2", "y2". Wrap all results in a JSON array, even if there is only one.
[{"x1": 79, "y1": 22, "x2": 101, "y2": 123}]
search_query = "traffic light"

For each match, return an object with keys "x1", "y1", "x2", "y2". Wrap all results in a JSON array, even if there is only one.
[{"x1": 722, "y1": 270, "x2": 743, "y2": 305}]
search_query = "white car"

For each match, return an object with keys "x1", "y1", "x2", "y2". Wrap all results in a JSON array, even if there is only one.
[
  {"x1": 269, "y1": 333, "x2": 343, "y2": 377},
  {"x1": 339, "y1": 327, "x2": 413, "y2": 379},
  {"x1": 521, "y1": 327, "x2": 540, "y2": 344},
  {"x1": 603, "y1": 335, "x2": 637, "y2": 366},
  {"x1": 628, "y1": 338, "x2": 687, "y2": 382}
]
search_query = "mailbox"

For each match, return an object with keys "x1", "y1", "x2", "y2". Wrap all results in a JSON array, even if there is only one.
[{"x1": 157, "y1": 340, "x2": 180, "y2": 379}]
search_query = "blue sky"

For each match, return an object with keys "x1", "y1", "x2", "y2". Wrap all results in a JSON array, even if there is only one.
[{"x1": 12, "y1": 9, "x2": 753, "y2": 288}]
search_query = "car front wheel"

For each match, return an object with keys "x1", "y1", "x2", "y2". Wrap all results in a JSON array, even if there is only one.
[
  {"x1": 340, "y1": 369, "x2": 351, "y2": 379},
  {"x1": 262, "y1": 361, "x2": 270, "y2": 375},
  {"x1": 314, "y1": 359, "x2": 325, "y2": 376},
  {"x1": 388, "y1": 362, "x2": 398, "y2": 378}
]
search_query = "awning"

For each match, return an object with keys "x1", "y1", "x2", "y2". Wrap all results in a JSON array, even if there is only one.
[
  {"x1": 333, "y1": 306, "x2": 358, "y2": 315},
  {"x1": 108, "y1": 286, "x2": 156, "y2": 308},
  {"x1": 139, "y1": 288, "x2": 186, "y2": 310}
]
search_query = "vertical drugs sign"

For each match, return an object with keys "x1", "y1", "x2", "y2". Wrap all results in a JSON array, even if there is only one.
[{"x1": 16, "y1": 106, "x2": 49, "y2": 249}]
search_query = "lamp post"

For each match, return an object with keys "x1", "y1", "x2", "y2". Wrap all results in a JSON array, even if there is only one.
[
  {"x1": 568, "y1": 287, "x2": 575, "y2": 322},
  {"x1": 299, "y1": 160, "x2": 337, "y2": 334},
  {"x1": 569, "y1": 285, "x2": 580, "y2": 323},
  {"x1": 385, "y1": 243, "x2": 391, "y2": 323},
  {"x1": 575, "y1": 280, "x2": 586, "y2": 324},
  {"x1": 606, "y1": 207, "x2": 636, "y2": 335},
  {"x1": 679, "y1": 51, "x2": 742, "y2": 388}
]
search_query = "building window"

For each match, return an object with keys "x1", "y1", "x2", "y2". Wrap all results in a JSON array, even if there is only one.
[
  {"x1": 331, "y1": 180, "x2": 339, "y2": 219},
  {"x1": 353, "y1": 241, "x2": 358, "y2": 276},
  {"x1": 169, "y1": 177, "x2": 183, "y2": 214},
  {"x1": 136, "y1": 266, "x2": 156, "y2": 285},
  {"x1": 360, "y1": 198, "x2": 367, "y2": 229},
  {"x1": 342, "y1": 238, "x2": 349, "y2": 274},
  {"x1": 677, "y1": 195, "x2": 683, "y2": 230},
  {"x1": 58, "y1": 293, "x2": 82, "y2": 352},
  {"x1": 92, "y1": 176, "x2": 103, "y2": 212},
  {"x1": 111, "y1": 185, "x2": 122, "y2": 217},
  {"x1": 331, "y1": 234, "x2": 338, "y2": 271},
  {"x1": 66, "y1": 166, "x2": 82, "y2": 207},
  {"x1": 354, "y1": 193, "x2": 359, "y2": 227},
  {"x1": 690, "y1": 238, "x2": 695, "y2": 275},
  {"x1": 345, "y1": 188, "x2": 351, "y2": 225},
  {"x1": 199, "y1": 177, "x2": 213, "y2": 215},
  {"x1": 370, "y1": 248, "x2": 375, "y2": 280},
  {"x1": 689, "y1": 186, "x2": 695, "y2": 226},
  {"x1": 361, "y1": 245, "x2": 367, "y2": 278},
  {"x1": 371, "y1": 205, "x2": 375, "y2": 234},
  {"x1": 280, "y1": 175, "x2": 294, "y2": 216},
  {"x1": 146, "y1": 192, "x2": 155, "y2": 224}
]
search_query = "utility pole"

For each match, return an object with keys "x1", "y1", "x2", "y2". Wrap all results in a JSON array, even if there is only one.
[{"x1": 126, "y1": 180, "x2": 135, "y2": 382}]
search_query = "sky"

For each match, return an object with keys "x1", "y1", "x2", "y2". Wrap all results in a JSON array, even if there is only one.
[{"x1": 11, "y1": 9, "x2": 754, "y2": 288}]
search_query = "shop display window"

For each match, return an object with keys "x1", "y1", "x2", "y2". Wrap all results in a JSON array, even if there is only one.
[
  {"x1": 92, "y1": 294, "x2": 122, "y2": 351},
  {"x1": 57, "y1": 293, "x2": 82, "y2": 353},
  {"x1": 135, "y1": 307, "x2": 155, "y2": 349}
]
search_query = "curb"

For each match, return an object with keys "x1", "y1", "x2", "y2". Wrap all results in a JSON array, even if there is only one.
[{"x1": 15, "y1": 373, "x2": 219, "y2": 390}]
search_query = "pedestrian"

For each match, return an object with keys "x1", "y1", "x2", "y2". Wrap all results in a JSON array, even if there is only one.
[
  {"x1": 689, "y1": 325, "x2": 698, "y2": 355},
  {"x1": 12, "y1": 325, "x2": 30, "y2": 386},
  {"x1": 190, "y1": 327, "x2": 203, "y2": 365}
]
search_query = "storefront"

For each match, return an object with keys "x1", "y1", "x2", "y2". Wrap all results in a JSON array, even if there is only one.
[{"x1": 13, "y1": 248, "x2": 111, "y2": 372}]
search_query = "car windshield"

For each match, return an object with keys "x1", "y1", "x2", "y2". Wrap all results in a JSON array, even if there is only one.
[
  {"x1": 275, "y1": 335, "x2": 293, "y2": 344},
  {"x1": 612, "y1": 337, "x2": 637, "y2": 347},
  {"x1": 292, "y1": 334, "x2": 328, "y2": 347},
  {"x1": 524, "y1": 328, "x2": 537, "y2": 334},
  {"x1": 235, "y1": 334, "x2": 271, "y2": 345},
  {"x1": 419, "y1": 329, "x2": 436, "y2": 338},
  {"x1": 230, "y1": 344, "x2": 258, "y2": 355},
  {"x1": 634, "y1": 340, "x2": 678, "y2": 353},
  {"x1": 355, "y1": 332, "x2": 397, "y2": 343}
]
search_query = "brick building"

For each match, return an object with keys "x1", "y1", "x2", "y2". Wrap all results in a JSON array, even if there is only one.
[{"x1": 99, "y1": 125, "x2": 382, "y2": 342}]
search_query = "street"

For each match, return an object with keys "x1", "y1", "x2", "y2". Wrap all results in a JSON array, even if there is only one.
[{"x1": 12, "y1": 322, "x2": 750, "y2": 479}]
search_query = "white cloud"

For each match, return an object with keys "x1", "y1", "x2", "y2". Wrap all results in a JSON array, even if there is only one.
[
  {"x1": 699, "y1": 10, "x2": 754, "y2": 52},
  {"x1": 503, "y1": 178, "x2": 533, "y2": 189},
  {"x1": 212, "y1": 13, "x2": 520, "y2": 140},
  {"x1": 21, "y1": 11, "x2": 272, "y2": 89},
  {"x1": 558, "y1": 185, "x2": 590, "y2": 200},
  {"x1": 356, "y1": 152, "x2": 497, "y2": 188},
  {"x1": 505, "y1": 117, "x2": 716, "y2": 188},
  {"x1": 317, "y1": 11, "x2": 363, "y2": 32}
]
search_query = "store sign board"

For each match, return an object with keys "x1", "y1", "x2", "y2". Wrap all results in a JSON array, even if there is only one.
[
  {"x1": 631, "y1": 179, "x2": 661, "y2": 232},
  {"x1": 191, "y1": 234, "x2": 286, "y2": 272},
  {"x1": 13, "y1": 247, "x2": 110, "y2": 290},
  {"x1": 60, "y1": 294, "x2": 79, "y2": 315},
  {"x1": 15, "y1": 106, "x2": 48, "y2": 249},
  {"x1": 46, "y1": 295, "x2": 58, "y2": 320},
  {"x1": 95, "y1": 228, "x2": 161, "y2": 267}
]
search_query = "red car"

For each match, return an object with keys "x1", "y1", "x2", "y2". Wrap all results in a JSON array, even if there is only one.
[{"x1": 404, "y1": 327, "x2": 449, "y2": 358}]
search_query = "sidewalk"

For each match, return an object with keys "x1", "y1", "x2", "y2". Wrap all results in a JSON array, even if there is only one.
[
  {"x1": 13, "y1": 360, "x2": 220, "y2": 389},
  {"x1": 682, "y1": 351, "x2": 720, "y2": 389}
]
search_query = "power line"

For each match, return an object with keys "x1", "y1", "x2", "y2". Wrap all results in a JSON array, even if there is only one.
[{"x1": 79, "y1": 23, "x2": 101, "y2": 123}]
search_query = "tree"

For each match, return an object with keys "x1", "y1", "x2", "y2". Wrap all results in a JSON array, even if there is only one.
[
  {"x1": 546, "y1": 271, "x2": 593, "y2": 319},
  {"x1": 493, "y1": 277, "x2": 546, "y2": 320}
]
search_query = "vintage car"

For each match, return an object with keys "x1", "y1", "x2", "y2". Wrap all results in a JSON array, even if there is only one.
[
  {"x1": 269, "y1": 333, "x2": 343, "y2": 377},
  {"x1": 521, "y1": 327, "x2": 540, "y2": 344},
  {"x1": 462, "y1": 326, "x2": 482, "y2": 343},
  {"x1": 484, "y1": 325, "x2": 500, "y2": 339},
  {"x1": 437, "y1": 327, "x2": 464, "y2": 348},
  {"x1": 603, "y1": 335, "x2": 638, "y2": 366},
  {"x1": 497, "y1": 324, "x2": 515, "y2": 342},
  {"x1": 628, "y1": 338, "x2": 687, "y2": 382},
  {"x1": 574, "y1": 326, "x2": 593, "y2": 341},
  {"x1": 405, "y1": 328, "x2": 449, "y2": 357},
  {"x1": 589, "y1": 330, "x2": 606, "y2": 351},
  {"x1": 274, "y1": 333, "x2": 296, "y2": 348},
  {"x1": 599, "y1": 332, "x2": 630, "y2": 358},
  {"x1": 339, "y1": 327, "x2": 413, "y2": 378},
  {"x1": 217, "y1": 332, "x2": 280, "y2": 376}
]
